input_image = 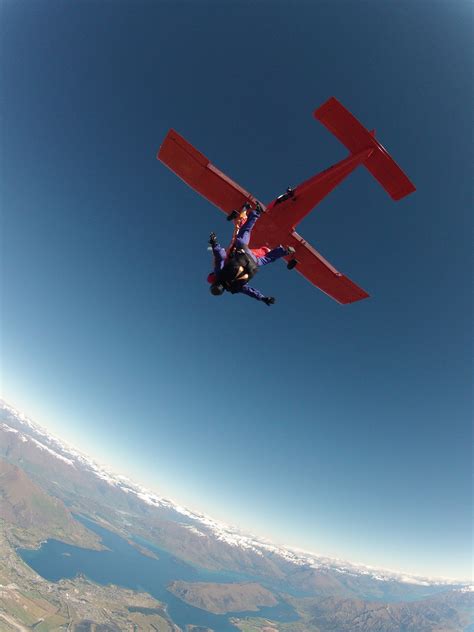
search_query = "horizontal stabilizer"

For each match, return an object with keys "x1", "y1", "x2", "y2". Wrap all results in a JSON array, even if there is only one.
[{"x1": 315, "y1": 98, "x2": 416, "y2": 201}]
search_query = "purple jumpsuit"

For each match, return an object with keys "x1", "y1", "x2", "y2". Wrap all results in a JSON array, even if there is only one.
[{"x1": 211, "y1": 210, "x2": 288, "y2": 301}]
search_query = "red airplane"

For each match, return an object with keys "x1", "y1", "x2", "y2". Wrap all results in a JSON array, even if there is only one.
[{"x1": 157, "y1": 97, "x2": 416, "y2": 304}]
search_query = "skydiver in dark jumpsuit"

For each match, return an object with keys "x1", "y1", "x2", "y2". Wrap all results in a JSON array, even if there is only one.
[{"x1": 207, "y1": 203, "x2": 294, "y2": 305}]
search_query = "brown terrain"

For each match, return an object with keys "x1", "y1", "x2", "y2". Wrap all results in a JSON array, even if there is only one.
[
  {"x1": 0, "y1": 458, "x2": 102, "y2": 550},
  {"x1": 281, "y1": 593, "x2": 474, "y2": 632},
  {"x1": 0, "y1": 458, "x2": 179, "y2": 631},
  {"x1": 168, "y1": 580, "x2": 278, "y2": 614},
  {"x1": 1, "y1": 407, "x2": 473, "y2": 632}
]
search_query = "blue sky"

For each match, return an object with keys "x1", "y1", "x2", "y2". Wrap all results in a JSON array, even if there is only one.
[{"x1": 2, "y1": 1, "x2": 472, "y2": 580}]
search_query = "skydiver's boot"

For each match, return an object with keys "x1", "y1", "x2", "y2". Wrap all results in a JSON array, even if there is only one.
[
  {"x1": 254, "y1": 201, "x2": 264, "y2": 215},
  {"x1": 285, "y1": 246, "x2": 298, "y2": 270}
]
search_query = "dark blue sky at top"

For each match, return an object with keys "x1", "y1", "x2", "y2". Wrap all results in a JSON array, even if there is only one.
[{"x1": 2, "y1": 1, "x2": 472, "y2": 579}]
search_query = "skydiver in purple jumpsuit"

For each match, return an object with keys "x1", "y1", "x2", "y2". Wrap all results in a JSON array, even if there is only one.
[{"x1": 208, "y1": 203, "x2": 294, "y2": 305}]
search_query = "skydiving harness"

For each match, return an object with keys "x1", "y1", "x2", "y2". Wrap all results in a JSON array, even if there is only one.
[{"x1": 220, "y1": 246, "x2": 258, "y2": 293}]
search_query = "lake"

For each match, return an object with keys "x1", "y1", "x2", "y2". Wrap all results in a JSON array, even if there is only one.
[{"x1": 18, "y1": 516, "x2": 299, "y2": 631}]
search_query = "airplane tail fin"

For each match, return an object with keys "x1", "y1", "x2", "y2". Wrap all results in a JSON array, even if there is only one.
[{"x1": 315, "y1": 98, "x2": 416, "y2": 201}]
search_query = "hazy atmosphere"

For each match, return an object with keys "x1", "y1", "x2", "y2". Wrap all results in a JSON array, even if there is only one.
[{"x1": 2, "y1": 0, "x2": 472, "y2": 584}]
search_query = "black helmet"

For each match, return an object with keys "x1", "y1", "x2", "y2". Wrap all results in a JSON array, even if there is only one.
[{"x1": 210, "y1": 283, "x2": 224, "y2": 296}]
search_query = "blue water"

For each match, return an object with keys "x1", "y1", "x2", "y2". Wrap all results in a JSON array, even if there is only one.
[{"x1": 18, "y1": 516, "x2": 299, "y2": 631}]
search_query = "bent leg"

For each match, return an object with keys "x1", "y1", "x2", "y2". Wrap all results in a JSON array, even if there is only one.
[
  {"x1": 256, "y1": 246, "x2": 287, "y2": 267},
  {"x1": 235, "y1": 210, "x2": 261, "y2": 246}
]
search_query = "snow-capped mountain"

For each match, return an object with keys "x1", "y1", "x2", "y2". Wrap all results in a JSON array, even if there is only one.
[{"x1": 1, "y1": 399, "x2": 471, "y2": 600}]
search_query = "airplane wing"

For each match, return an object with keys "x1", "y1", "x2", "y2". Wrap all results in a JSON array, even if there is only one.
[
  {"x1": 286, "y1": 232, "x2": 369, "y2": 304},
  {"x1": 158, "y1": 129, "x2": 258, "y2": 214}
]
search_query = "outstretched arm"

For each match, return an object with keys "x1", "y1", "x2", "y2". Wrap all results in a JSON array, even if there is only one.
[
  {"x1": 212, "y1": 244, "x2": 227, "y2": 272},
  {"x1": 209, "y1": 232, "x2": 226, "y2": 272},
  {"x1": 239, "y1": 285, "x2": 275, "y2": 306},
  {"x1": 239, "y1": 285, "x2": 265, "y2": 301}
]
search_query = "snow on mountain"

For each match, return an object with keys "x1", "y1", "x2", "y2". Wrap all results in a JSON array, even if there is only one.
[{"x1": 1, "y1": 399, "x2": 470, "y2": 590}]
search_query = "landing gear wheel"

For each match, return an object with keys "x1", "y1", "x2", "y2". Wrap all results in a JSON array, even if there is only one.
[{"x1": 287, "y1": 258, "x2": 298, "y2": 270}]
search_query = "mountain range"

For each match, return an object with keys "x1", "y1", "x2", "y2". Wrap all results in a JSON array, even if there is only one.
[{"x1": 1, "y1": 399, "x2": 472, "y2": 631}]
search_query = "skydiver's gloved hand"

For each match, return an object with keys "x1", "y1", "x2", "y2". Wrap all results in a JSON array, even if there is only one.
[
  {"x1": 242, "y1": 202, "x2": 252, "y2": 211},
  {"x1": 263, "y1": 296, "x2": 275, "y2": 306},
  {"x1": 209, "y1": 232, "x2": 218, "y2": 247},
  {"x1": 254, "y1": 201, "x2": 263, "y2": 214}
]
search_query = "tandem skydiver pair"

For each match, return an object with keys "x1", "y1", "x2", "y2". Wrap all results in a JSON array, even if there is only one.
[{"x1": 207, "y1": 202, "x2": 295, "y2": 306}]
